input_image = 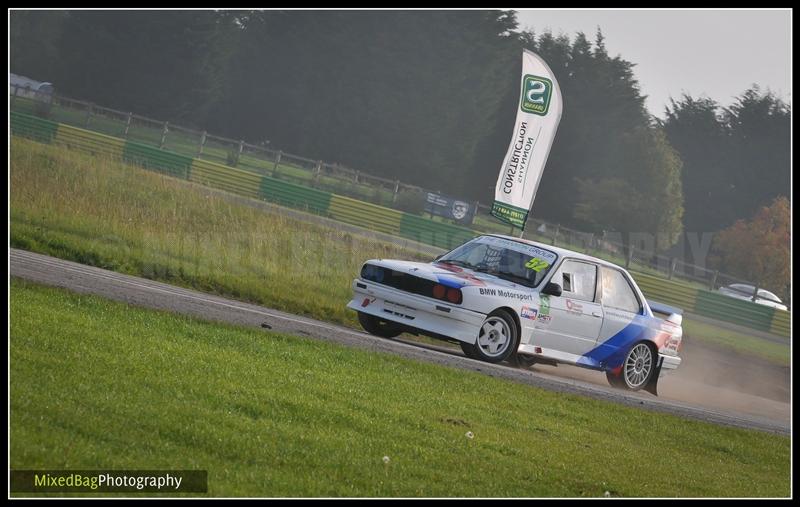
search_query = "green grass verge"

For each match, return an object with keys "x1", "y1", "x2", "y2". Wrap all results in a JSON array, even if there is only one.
[
  {"x1": 10, "y1": 279, "x2": 790, "y2": 497},
  {"x1": 682, "y1": 318, "x2": 789, "y2": 366},
  {"x1": 10, "y1": 137, "x2": 429, "y2": 328}
]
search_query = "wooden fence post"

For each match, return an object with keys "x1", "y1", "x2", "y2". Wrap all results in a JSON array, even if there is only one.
[
  {"x1": 551, "y1": 224, "x2": 560, "y2": 246},
  {"x1": 197, "y1": 131, "x2": 207, "y2": 156},
  {"x1": 272, "y1": 150, "x2": 282, "y2": 177},
  {"x1": 313, "y1": 161, "x2": 322, "y2": 185},
  {"x1": 85, "y1": 103, "x2": 94, "y2": 127},
  {"x1": 159, "y1": 121, "x2": 169, "y2": 148},
  {"x1": 626, "y1": 244, "x2": 635, "y2": 269},
  {"x1": 709, "y1": 270, "x2": 719, "y2": 290},
  {"x1": 392, "y1": 180, "x2": 400, "y2": 203},
  {"x1": 123, "y1": 112, "x2": 133, "y2": 138}
]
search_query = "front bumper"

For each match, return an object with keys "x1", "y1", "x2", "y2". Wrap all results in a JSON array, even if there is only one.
[{"x1": 347, "y1": 278, "x2": 485, "y2": 344}]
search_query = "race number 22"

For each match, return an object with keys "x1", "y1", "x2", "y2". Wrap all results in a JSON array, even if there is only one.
[{"x1": 525, "y1": 258, "x2": 550, "y2": 272}]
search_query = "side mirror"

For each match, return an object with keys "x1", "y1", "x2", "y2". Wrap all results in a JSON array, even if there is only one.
[
  {"x1": 433, "y1": 254, "x2": 444, "y2": 262},
  {"x1": 541, "y1": 282, "x2": 562, "y2": 297}
]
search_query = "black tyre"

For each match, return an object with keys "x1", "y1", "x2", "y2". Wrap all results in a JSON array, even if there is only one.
[
  {"x1": 460, "y1": 342, "x2": 479, "y2": 359},
  {"x1": 461, "y1": 309, "x2": 519, "y2": 364},
  {"x1": 514, "y1": 354, "x2": 537, "y2": 369},
  {"x1": 357, "y1": 312, "x2": 404, "y2": 338},
  {"x1": 605, "y1": 370, "x2": 626, "y2": 388}
]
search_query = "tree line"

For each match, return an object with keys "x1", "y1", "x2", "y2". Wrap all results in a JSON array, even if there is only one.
[{"x1": 10, "y1": 10, "x2": 790, "y2": 252}]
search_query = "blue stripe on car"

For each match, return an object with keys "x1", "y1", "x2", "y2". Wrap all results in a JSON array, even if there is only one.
[
  {"x1": 435, "y1": 276, "x2": 467, "y2": 288},
  {"x1": 576, "y1": 316, "x2": 650, "y2": 370}
]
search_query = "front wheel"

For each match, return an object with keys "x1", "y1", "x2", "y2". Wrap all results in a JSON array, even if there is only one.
[
  {"x1": 461, "y1": 309, "x2": 519, "y2": 364},
  {"x1": 357, "y1": 312, "x2": 404, "y2": 338},
  {"x1": 514, "y1": 354, "x2": 538, "y2": 369}
]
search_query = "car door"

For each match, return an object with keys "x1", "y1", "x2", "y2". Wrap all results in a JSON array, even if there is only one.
[
  {"x1": 532, "y1": 258, "x2": 604, "y2": 358},
  {"x1": 595, "y1": 266, "x2": 645, "y2": 356}
]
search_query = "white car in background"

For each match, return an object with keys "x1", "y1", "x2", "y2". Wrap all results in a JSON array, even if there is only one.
[
  {"x1": 717, "y1": 284, "x2": 788, "y2": 311},
  {"x1": 348, "y1": 234, "x2": 684, "y2": 395}
]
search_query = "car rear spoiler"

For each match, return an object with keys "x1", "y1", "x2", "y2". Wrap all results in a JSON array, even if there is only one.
[{"x1": 647, "y1": 300, "x2": 683, "y2": 326}]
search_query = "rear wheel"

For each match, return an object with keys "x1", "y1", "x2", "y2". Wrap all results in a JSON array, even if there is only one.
[
  {"x1": 608, "y1": 342, "x2": 655, "y2": 391},
  {"x1": 461, "y1": 309, "x2": 519, "y2": 364},
  {"x1": 605, "y1": 370, "x2": 626, "y2": 388},
  {"x1": 357, "y1": 312, "x2": 404, "y2": 338}
]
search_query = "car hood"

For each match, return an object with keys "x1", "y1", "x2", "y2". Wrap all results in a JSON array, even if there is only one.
[{"x1": 364, "y1": 259, "x2": 527, "y2": 290}]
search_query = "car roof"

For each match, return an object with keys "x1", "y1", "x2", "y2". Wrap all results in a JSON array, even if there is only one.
[{"x1": 484, "y1": 234, "x2": 628, "y2": 271}]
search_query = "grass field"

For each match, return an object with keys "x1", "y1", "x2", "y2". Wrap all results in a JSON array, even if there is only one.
[
  {"x1": 9, "y1": 279, "x2": 790, "y2": 497},
  {"x1": 10, "y1": 137, "x2": 789, "y2": 365},
  {"x1": 10, "y1": 137, "x2": 429, "y2": 328}
]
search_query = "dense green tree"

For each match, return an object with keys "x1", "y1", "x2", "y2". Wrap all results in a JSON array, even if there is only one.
[
  {"x1": 214, "y1": 10, "x2": 519, "y2": 197},
  {"x1": 662, "y1": 95, "x2": 731, "y2": 233},
  {"x1": 574, "y1": 126, "x2": 684, "y2": 250},
  {"x1": 9, "y1": 10, "x2": 68, "y2": 81},
  {"x1": 662, "y1": 87, "x2": 790, "y2": 233},
  {"x1": 52, "y1": 11, "x2": 230, "y2": 125},
  {"x1": 723, "y1": 87, "x2": 791, "y2": 223}
]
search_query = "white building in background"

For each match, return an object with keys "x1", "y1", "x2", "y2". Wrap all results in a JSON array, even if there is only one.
[{"x1": 10, "y1": 73, "x2": 54, "y2": 100}]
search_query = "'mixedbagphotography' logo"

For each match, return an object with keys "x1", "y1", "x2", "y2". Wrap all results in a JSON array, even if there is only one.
[{"x1": 520, "y1": 74, "x2": 553, "y2": 115}]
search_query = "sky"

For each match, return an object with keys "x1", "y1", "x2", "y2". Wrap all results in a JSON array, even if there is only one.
[{"x1": 514, "y1": 9, "x2": 792, "y2": 118}]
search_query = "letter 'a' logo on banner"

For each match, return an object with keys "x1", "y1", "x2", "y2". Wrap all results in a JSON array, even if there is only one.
[
  {"x1": 491, "y1": 50, "x2": 563, "y2": 229},
  {"x1": 520, "y1": 75, "x2": 553, "y2": 115}
]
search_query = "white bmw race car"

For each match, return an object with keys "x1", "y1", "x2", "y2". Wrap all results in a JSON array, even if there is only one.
[{"x1": 347, "y1": 234, "x2": 683, "y2": 394}]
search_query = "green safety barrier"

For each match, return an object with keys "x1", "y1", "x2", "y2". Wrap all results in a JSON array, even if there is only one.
[
  {"x1": 633, "y1": 270, "x2": 789, "y2": 337},
  {"x1": 55, "y1": 123, "x2": 126, "y2": 160},
  {"x1": 123, "y1": 141, "x2": 194, "y2": 180},
  {"x1": 191, "y1": 159, "x2": 263, "y2": 199},
  {"x1": 770, "y1": 308, "x2": 790, "y2": 336},
  {"x1": 10, "y1": 111, "x2": 59, "y2": 144},
  {"x1": 11, "y1": 112, "x2": 791, "y2": 337},
  {"x1": 399, "y1": 213, "x2": 475, "y2": 250},
  {"x1": 693, "y1": 289, "x2": 776, "y2": 332},
  {"x1": 261, "y1": 176, "x2": 332, "y2": 215},
  {"x1": 629, "y1": 272, "x2": 698, "y2": 312},
  {"x1": 328, "y1": 194, "x2": 403, "y2": 236}
]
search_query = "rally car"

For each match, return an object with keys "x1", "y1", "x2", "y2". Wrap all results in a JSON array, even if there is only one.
[{"x1": 347, "y1": 234, "x2": 683, "y2": 394}]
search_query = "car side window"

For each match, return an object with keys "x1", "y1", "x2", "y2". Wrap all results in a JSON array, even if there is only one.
[
  {"x1": 552, "y1": 260, "x2": 597, "y2": 302},
  {"x1": 600, "y1": 267, "x2": 641, "y2": 314}
]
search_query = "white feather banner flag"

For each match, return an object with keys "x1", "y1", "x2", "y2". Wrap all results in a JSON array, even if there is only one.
[{"x1": 491, "y1": 49, "x2": 563, "y2": 229}]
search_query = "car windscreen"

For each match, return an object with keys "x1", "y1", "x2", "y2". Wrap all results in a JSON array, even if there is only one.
[
  {"x1": 728, "y1": 284, "x2": 755, "y2": 296},
  {"x1": 437, "y1": 236, "x2": 558, "y2": 288},
  {"x1": 757, "y1": 289, "x2": 782, "y2": 303}
]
